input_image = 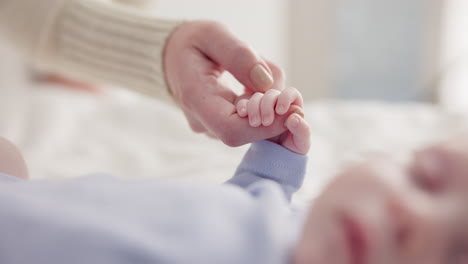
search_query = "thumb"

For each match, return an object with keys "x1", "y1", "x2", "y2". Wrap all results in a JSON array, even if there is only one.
[{"x1": 194, "y1": 22, "x2": 274, "y2": 92}]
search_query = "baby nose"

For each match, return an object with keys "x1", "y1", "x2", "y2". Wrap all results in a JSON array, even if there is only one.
[
  {"x1": 412, "y1": 144, "x2": 468, "y2": 194},
  {"x1": 411, "y1": 148, "x2": 451, "y2": 193}
]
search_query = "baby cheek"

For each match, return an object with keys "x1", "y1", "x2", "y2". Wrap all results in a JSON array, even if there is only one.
[
  {"x1": 452, "y1": 163, "x2": 468, "y2": 193},
  {"x1": 292, "y1": 225, "x2": 347, "y2": 264},
  {"x1": 403, "y1": 201, "x2": 462, "y2": 263},
  {"x1": 293, "y1": 244, "x2": 313, "y2": 264}
]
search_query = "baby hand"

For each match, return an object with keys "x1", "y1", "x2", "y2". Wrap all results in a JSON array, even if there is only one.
[
  {"x1": 236, "y1": 87, "x2": 303, "y2": 127},
  {"x1": 236, "y1": 88, "x2": 310, "y2": 155},
  {"x1": 271, "y1": 112, "x2": 311, "y2": 155}
]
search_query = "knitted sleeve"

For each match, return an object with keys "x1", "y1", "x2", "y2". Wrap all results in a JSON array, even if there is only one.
[{"x1": 0, "y1": 0, "x2": 182, "y2": 102}]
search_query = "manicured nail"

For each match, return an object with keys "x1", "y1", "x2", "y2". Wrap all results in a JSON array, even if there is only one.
[{"x1": 250, "y1": 64, "x2": 273, "y2": 92}]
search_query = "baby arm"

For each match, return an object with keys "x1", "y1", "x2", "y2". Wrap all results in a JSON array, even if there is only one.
[{"x1": 227, "y1": 88, "x2": 310, "y2": 200}]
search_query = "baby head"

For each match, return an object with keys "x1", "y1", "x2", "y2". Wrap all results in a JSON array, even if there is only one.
[
  {"x1": 295, "y1": 136, "x2": 468, "y2": 264},
  {"x1": 0, "y1": 136, "x2": 28, "y2": 180}
]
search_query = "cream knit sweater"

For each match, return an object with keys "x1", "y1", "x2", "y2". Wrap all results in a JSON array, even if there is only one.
[{"x1": 0, "y1": 0, "x2": 181, "y2": 101}]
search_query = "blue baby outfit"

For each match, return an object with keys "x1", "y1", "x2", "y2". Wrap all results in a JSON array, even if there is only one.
[{"x1": 0, "y1": 140, "x2": 307, "y2": 264}]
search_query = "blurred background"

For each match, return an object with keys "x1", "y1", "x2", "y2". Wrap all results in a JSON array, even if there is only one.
[
  {"x1": 151, "y1": 0, "x2": 466, "y2": 109},
  {"x1": 1, "y1": 0, "x2": 468, "y2": 196}
]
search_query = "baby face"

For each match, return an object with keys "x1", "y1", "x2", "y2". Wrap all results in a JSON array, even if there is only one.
[{"x1": 295, "y1": 136, "x2": 468, "y2": 264}]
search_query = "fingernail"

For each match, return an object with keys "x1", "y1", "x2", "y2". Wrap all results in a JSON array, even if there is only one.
[
  {"x1": 239, "y1": 107, "x2": 247, "y2": 116},
  {"x1": 250, "y1": 64, "x2": 273, "y2": 92},
  {"x1": 276, "y1": 105, "x2": 286, "y2": 114},
  {"x1": 263, "y1": 115, "x2": 273, "y2": 126},
  {"x1": 286, "y1": 115, "x2": 300, "y2": 128},
  {"x1": 295, "y1": 109, "x2": 305, "y2": 118},
  {"x1": 251, "y1": 115, "x2": 261, "y2": 127}
]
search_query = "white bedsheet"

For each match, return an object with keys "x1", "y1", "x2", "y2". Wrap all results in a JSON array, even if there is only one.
[{"x1": 4, "y1": 86, "x2": 468, "y2": 203}]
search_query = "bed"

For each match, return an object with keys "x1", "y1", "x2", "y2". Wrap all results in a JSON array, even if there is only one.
[{"x1": 4, "y1": 85, "x2": 468, "y2": 204}]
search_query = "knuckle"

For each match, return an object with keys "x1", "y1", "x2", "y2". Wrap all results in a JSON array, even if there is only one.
[
  {"x1": 268, "y1": 62, "x2": 285, "y2": 79},
  {"x1": 253, "y1": 92, "x2": 264, "y2": 98},
  {"x1": 231, "y1": 43, "x2": 252, "y2": 59},
  {"x1": 239, "y1": 98, "x2": 249, "y2": 105},
  {"x1": 289, "y1": 104, "x2": 302, "y2": 114},
  {"x1": 248, "y1": 93, "x2": 263, "y2": 108},
  {"x1": 286, "y1": 86, "x2": 297, "y2": 94},
  {"x1": 228, "y1": 44, "x2": 256, "y2": 70},
  {"x1": 276, "y1": 67, "x2": 286, "y2": 80},
  {"x1": 277, "y1": 91, "x2": 288, "y2": 102},
  {"x1": 236, "y1": 99, "x2": 248, "y2": 109},
  {"x1": 265, "y1": 89, "x2": 281, "y2": 96},
  {"x1": 206, "y1": 20, "x2": 227, "y2": 32},
  {"x1": 287, "y1": 86, "x2": 298, "y2": 92},
  {"x1": 194, "y1": 20, "x2": 226, "y2": 35}
]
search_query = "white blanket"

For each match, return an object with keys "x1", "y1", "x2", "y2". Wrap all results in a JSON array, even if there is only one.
[{"x1": 4, "y1": 86, "x2": 468, "y2": 203}]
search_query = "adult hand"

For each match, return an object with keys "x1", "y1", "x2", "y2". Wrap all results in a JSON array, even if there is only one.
[{"x1": 164, "y1": 21, "x2": 297, "y2": 147}]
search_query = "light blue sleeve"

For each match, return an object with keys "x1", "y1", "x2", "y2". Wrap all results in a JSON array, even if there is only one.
[
  {"x1": 226, "y1": 140, "x2": 308, "y2": 201},
  {"x1": 0, "y1": 173, "x2": 22, "y2": 182},
  {"x1": 0, "y1": 142, "x2": 306, "y2": 264}
]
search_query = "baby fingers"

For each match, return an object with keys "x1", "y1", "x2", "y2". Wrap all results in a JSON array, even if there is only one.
[
  {"x1": 236, "y1": 98, "x2": 249, "y2": 117},
  {"x1": 247, "y1": 92, "x2": 264, "y2": 127},
  {"x1": 276, "y1": 87, "x2": 304, "y2": 115},
  {"x1": 284, "y1": 113, "x2": 311, "y2": 155},
  {"x1": 260, "y1": 89, "x2": 281, "y2": 126}
]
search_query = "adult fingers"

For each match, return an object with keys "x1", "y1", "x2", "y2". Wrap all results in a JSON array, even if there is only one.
[
  {"x1": 276, "y1": 87, "x2": 304, "y2": 115},
  {"x1": 182, "y1": 108, "x2": 207, "y2": 134},
  {"x1": 193, "y1": 21, "x2": 274, "y2": 92}
]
